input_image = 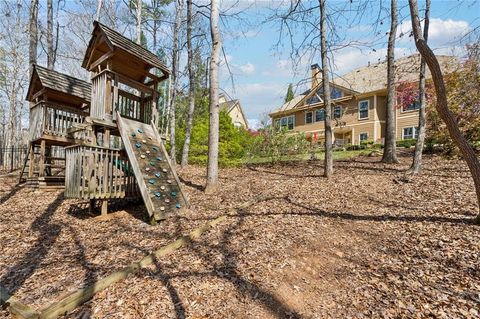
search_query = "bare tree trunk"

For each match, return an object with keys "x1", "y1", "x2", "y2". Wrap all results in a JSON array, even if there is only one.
[
  {"x1": 181, "y1": 0, "x2": 195, "y2": 168},
  {"x1": 96, "y1": 0, "x2": 103, "y2": 22},
  {"x1": 409, "y1": 0, "x2": 480, "y2": 223},
  {"x1": 136, "y1": 0, "x2": 142, "y2": 45},
  {"x1": 28, "y1": 0, "x2": 38, "y2": 77},
  {"x1": 409, "y1": 0, "x2": 430, "y2": 174},
  {"x1": 382, "y1": 0, "x2": 399, "y2": 163},
  {"x1": 319, "y1": 0, "x2": 333, "y2": 177},
  {"x1": 47, "y1": 0, "x2": 54, "y2": 70},
  {"x1": 205, "y1": 0, "x2": 221, "y2": 193},
  {"x1": 169, "y1": 0, "x2": 183, "y2": 164}
]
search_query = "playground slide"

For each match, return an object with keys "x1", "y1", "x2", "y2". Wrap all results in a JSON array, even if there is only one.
[{"x1": 116, "y1": 112, "x2": 188, "y2": 221}]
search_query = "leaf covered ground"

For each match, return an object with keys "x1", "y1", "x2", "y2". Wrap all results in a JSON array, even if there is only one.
[{"x1": 0, "y1": 153, "x2": 479, "y2": 318}]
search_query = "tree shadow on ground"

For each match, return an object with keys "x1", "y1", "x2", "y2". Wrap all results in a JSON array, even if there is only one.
[
  {"x1": 67, "y1": 198, "x2": 148, "y2": 224},
  {"x1": 178, "y1": 176, "x2": 204, "y2": 192},
  {"x1": 0, "y1": 184, "x2": 24, "y2": 205},
  {"x1": 0, "y1": 192, "x2": 64, "y2": 301}
]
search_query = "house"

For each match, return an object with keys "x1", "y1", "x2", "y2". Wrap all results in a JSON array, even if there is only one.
[
  {"x1": 219, "y1": 94, "x2": 249, "y2": 129},
  {"x1": 269, "y1": 54, "x2": 458, "y2": 145}
]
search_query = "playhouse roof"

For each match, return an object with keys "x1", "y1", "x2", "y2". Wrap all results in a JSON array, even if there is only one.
[
  {"x1": 26, "y1": 64, "x2": 91, "y2": 103},
  {"x1": 82, "y1": 21, "x2": 169, "y2": 80}
]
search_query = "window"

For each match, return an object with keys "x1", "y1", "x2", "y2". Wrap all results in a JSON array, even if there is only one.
[
  {"x1": 331, "y1": 87, "x2": 343, "y2": 99},
  {"x1": 306, "y1": 94, "x2": 321, "y2": 105},
  {"x1": 277, "y1": 115, "x2": 294, "y2": 130},
  {"x1": 359, "y1": 132, "x2": 369, "y2": 142},
  {"x1": 315, "y1": 109, "x2": 325, "y2": 122},
  {"x1": 305, "y1": 111, "x2": 313, "y2": 124},
  {"x1": 402, "y1": 126, "x2": 419, "y2": 139},
  {"x1": 334, "y1": 106, "x2": 342, "y2": 119},
  {"x1": 358, "y1": 100, "x2": 369, "y2": 119},
  {"x1": 402, "y1": 100, "x2": 421, "y2": 112}
]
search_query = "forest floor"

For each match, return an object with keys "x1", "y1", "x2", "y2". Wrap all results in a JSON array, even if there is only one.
[{"x1": 0, "y1": 151, "x2": 479, "y2": 319}]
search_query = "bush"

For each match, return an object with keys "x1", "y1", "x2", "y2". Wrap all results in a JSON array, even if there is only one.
[
  {"x1": 371, "y1": 143, "x2": 382, "y2": 149},
  {"x1": 346, "y1": 144, "x2": 367, "y2": 151},
  {"x1": 396, "y1": 138, "x2": 416, "y2": 148}
]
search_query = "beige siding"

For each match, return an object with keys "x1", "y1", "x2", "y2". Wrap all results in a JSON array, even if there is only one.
[
  {"x1": 228, "y1": 104, "x2": 248, "y2": 128},
  {"x1": 397, "y1": 114, "x2": 419, "y2": 139}
]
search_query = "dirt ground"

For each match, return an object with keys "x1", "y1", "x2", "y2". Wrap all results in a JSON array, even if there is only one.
[{"x1": 0, "y1": 152, "x2": 479, "y2": 318}]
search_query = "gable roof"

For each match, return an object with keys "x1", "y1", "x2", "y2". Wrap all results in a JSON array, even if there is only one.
[
  {"x1": 82, "y1": 21, "x2": 169, "y2": 76},
  {"x1": 332, "y1": 54, "x2": 458, "y2": 93},
  {"x1": 219, "y1": 97, "x2": 248, "y2": 128},
  {"x1": 26, "y1": 64, "x2": 91, "y2": 102},
  {"x1": 271, "y1": 54, "x2": 459, "y2": 116}
]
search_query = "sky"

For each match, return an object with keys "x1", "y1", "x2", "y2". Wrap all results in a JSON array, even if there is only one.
[{"x1": 215, "y1": 1, "x2": 480, "y2": 129}]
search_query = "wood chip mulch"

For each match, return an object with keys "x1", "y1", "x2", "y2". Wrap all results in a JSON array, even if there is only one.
[{"x1": 0, "y1": 152, "x2": 479, "y2": 318}]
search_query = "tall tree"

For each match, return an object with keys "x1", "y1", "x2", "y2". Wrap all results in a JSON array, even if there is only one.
[
  {"x1": 205, "y1": 0, "x2": 221, "y2": 192},
  {"x1": 96, "y1": 0, "x2": 103, "y2": 21},
  {"x1": 47, "y1": 0, "x2": 54, "y2": 70},
  {"x1": 29, "y1": 0, "x2": 38, "y2": 77},
  {"x1": 169, "y1": 0, "x2": 183, "y2": 164},
  {"x1": 284, "y1": 83, "x2": 294, "y2": 103},
  {"x1": 409, "y1": 0, "x2": 430, "y2": 173},
  {"x1": 136, "y1": 0, "x2": 142, "y2": 45},
  {"x1": 408, "y1": 0, "x2": 480, "y2": 224},
  {"x1": 319, "y1": 0, "x2": 333, "y2": 177},
  {"x1": 382, "y1": 0, "x2": 399, "y2": 163},
  {"x1": 181, "y1": 0, "x2": 195, "y2": 167}
]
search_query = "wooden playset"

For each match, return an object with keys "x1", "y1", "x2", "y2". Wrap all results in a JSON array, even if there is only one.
[{"x1": 20, "y1": 21, "x2": 188, "y2": 222}]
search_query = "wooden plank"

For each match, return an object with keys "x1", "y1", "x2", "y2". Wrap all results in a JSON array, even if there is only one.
[
  {"x1": 116, "y1": 112, "x2": 155, "y2": 217},
  {"x1": 38, "y1": 215, "x2": 226, "y2": 319},
  {"x1": 151, "y1": 120, "x2": 190, "y2": 207}
]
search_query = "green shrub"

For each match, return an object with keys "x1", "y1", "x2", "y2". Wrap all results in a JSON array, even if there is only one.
[
  {"x1": 346, "y1": 144, "x2": 367, "y2": 151},
  {"x1": 396, "y1": 138, "x2": 416, "y2": 148}
]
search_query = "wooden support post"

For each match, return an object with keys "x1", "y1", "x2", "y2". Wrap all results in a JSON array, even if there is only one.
[
  {"x1": 39, "y1": 140, "x2": 46, "y2": 178},
  {"x1": 28, "y1": 144, "x2": 34, "y2": 178},
  {"x1": 101, "y1": 199, "x2": 108, "y2": 216}
]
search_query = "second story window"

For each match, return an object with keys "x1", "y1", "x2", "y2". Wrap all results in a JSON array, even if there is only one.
[
  {"x1": 334, "y1": 106, "x2": 342, "y2": 119},
  {"x1": 331, "y1": 87, "x2": 343, "y2": 99},
  {"x1": 276, "y1": 115, "x2": 294, "y2": 130},
  {"x1": 315, "y1": 109, "x2": 325, "y2": 122},
  {"x1": 305, "y1": 111, "x2": 313, "y2": 124},
  {"x1": 402, "y1": 100, "x2": 421, "y2": 112},
  {"x1": 358, "y1": 100, "x2": 369, "y2": 119}
]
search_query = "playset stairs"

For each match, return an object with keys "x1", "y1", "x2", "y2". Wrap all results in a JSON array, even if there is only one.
[
  {"x1": 116, "y1": 112, "x2": 188, "y2": 221},
  {"x1": 19, "y1": 144, "x2": 66, "y2": 189}
]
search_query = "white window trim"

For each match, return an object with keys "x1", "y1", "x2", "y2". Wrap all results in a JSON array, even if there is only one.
[
  {"x1": 402, "y1": 126, "x2": 418, "y2": 139},
  {"x1": 315, "y1": 109, "x2": 325, "y2": 122},
  {"x1": 334, "y1": 105, "x2": 342, "y2": 119},
  {"x1": 358, "y1": 100, "x2": 369, "y2": 120},
  {"x1": 305, "y1": 111, "x2": 313, "y2": 124},
  {"x1": 359, "y1": 132, "x2": 369, "y2": 142}
]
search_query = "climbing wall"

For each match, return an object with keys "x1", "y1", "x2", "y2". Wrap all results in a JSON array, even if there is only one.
[{"x1": 116, "y1": 113, "x2": 188, "y2": 221}]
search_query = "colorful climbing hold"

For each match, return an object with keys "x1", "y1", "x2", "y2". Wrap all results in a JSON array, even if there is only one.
[
  {"x1": 162, "y1": 168, "x2": 167, "y2": 173},
  {"x1": 165, "y1": 198, "x2": 170, "y2": 203},
  {"x1": 160, "y1": 206, "x2": 165, "y2": 211},
  {"x1": 155, "y1": 172, "x2": 161, "y2": 178},
  {"x1": 140, "y1": 154, "x2": 146, "y2": 159},
  {"x1": 154, "y1": 192, "x2": 161, "y2": 197},
  {"x1": 135, "y1": 142, "x2": 142, "y2": 148},
  {"x1": 152, "y1": 146, "x2": 158, "y2": 151},
  {"x1": 171, "y1": 191, "x2": 177, "y2": 197},
  {"x1": 145, "y1": 167, "x2": 150, "y2": 172},
  {"x1": 156, "y1": 156, "x2": 162, "y2": 161},
  {"x1": 150, "y1": 161, "x2": 156, "y2": 166},
  {"x1": 167, "y1": 180, "x2": 172, "y2": 184},
  {"x1": 146, "y1": 150, "x2": 151, "y2": 155},
  {"x1": 137, "y1": 128, "x2": 143, "y2": 133},
  {"x1": 176, "y1": 203, "x2": 181, "y2": 209},
  {"x1": 142, "y1": 139, "x2": 146, "y2": 143},
  {"x1": 160, "y1": 186, "x2": 166, "y2": 190},
  {"x1": 148, "y1": 179, "x2": 155, "y2": 185},
  {"x1": 131, "y1": 132, "x2": 136, "y2": 137}
]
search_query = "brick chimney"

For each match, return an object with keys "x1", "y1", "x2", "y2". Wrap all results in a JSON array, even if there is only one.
[{"x1": 311, "y1": 64, "x2": 322, "y2": 89}]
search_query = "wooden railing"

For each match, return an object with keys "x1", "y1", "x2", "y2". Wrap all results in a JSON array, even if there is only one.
[
  {"x1": 65, "y1": 145, "x2": 139, "y2": 199},
  {"x1": 29, "y1": 101, "x2": 87, "y2": 141},
  {"x1": 115, "y1": 90, "x2": 153, "y2": 124}
]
